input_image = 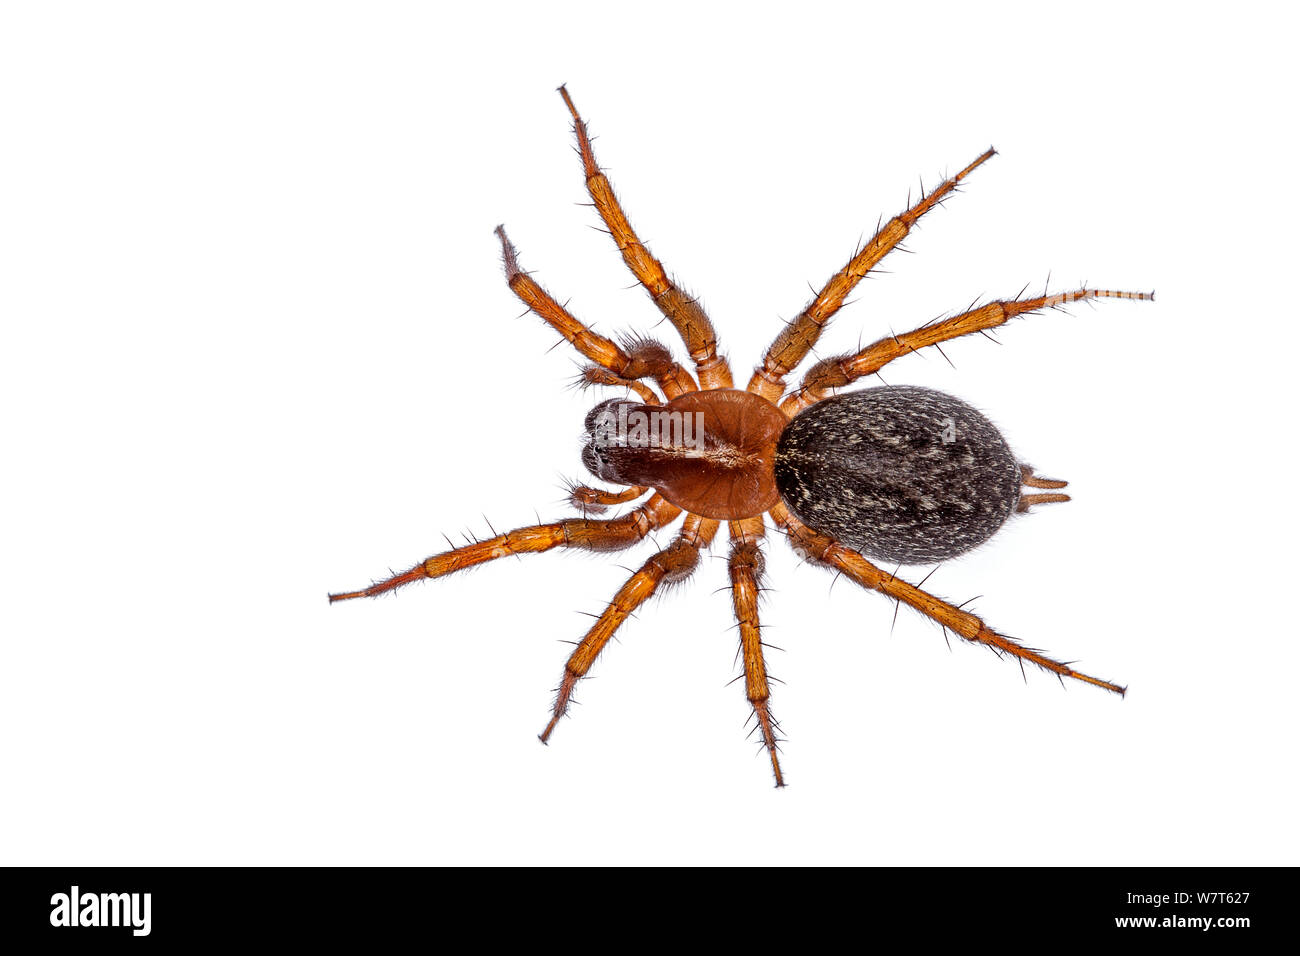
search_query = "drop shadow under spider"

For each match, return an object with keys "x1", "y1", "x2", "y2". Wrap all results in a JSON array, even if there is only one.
[{"x1": 330, "y1": 86, "x2": 1152, "y2": 787}]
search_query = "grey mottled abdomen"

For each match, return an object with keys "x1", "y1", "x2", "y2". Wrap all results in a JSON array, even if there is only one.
[{"x1": 774, "y1": 387, "x2": 1021, "y2": 565}]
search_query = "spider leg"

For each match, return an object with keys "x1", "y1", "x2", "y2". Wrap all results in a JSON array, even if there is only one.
[
  {"x1": 770, "y1": 502, "x2": 1125, "y2": 695},
  {"x1": 496, "y1": 225, "x2": 629, "y2": 371},
  {"x1": 579, "y1": 340, "x2": 698, "y2": 401},
  {"x1": 617, "y1": 336, "x2": 699, "y2": 399},
  {"x1": 748, "y1": 149, "x2": 996, "y2": 403},
  {"x1": 540, "y1": 513, "x2": 720, "y2": 743},
  {"x1": 727, "y1": 516, "x2": 784, "y2": 787},
  {"x1": 564, "y1": 481, "x2": 650, "y2": 515},
  {"x1": 578, "y1": 366, "x2": 663, "y2": 405},
  {"x1": 783, "y1": 286, "x2": 1154, "y2": 415},
  {"x1": 557, "y1": 86, "x2": 732, "y2": 390},
  {"x1": 497, "y1": 226, "x2": 698, "y2": 399},
  {"x1": 328, "y1": 494, "x2": 680, "y2": 602}
]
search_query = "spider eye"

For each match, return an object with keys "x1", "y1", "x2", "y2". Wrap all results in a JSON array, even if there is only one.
[
  {"x1": 584, "y1": 398, "x2": 624, "y2": 433},
  {"x1": 581, "y1": 439, "x2": 622, "y2": 483}
]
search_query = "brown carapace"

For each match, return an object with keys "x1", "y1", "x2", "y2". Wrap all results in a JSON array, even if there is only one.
[{"x1": 330, "y1": 87, "x2": 1153, "y2": 787}]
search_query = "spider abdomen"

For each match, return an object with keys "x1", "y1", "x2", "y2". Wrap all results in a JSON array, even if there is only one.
[{"x1": 773, "y1": 386, "x2": 1021, "y2": 565}]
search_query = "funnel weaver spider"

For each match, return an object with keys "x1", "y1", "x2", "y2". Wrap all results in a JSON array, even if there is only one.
[{"x1": 330, "y1": 87, "x2": 1152, "y2": 787}]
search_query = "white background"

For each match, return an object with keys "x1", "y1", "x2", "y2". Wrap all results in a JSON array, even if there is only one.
[{"x1": 3, "y1": 2, "x2": 1295, "y2": 866}]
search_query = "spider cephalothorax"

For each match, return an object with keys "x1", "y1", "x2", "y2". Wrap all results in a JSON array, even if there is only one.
[{"x1": 330, "y1": 87, "x2": 1152, "y2": 787}]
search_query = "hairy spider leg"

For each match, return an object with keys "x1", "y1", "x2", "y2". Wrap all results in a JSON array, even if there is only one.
[
  {"x1": 557, "y1": 86, "x2": 732, "y2": 391},
  {"x1": 770, "y1": 502, "x2": 1125, "y2": 695},
  {"x1": 579, "y1": 366, "x2": 662, "y2": 405},
  {"x1": 495, "y1": 225, "x2": 631, "y2": 371},
  {"x1": 496, "y1": 226, "x2": 697, "y2": 401},
  {"x1": 540, "y1": 513, "x2": 720, "y2": 742},
  {"x1": 783, "y1": 287, "x2": 1156, "y2": 416},
  {"x1": 748, "y1": 149, "x2": 996, "y2": 404},
  {"x1": 565, "y1": 482, "x2": 651, "y2": 516},
  {"x1": 578, "y1": 348, "x2": 697, "y2": 402},
  {"x1": 611, "y1": 337, "x2": 699, "y2": 399},
  {"x1": 328, "y1": 494, "x2": 681, "y2": 602},
  {"x1": 728, "y1": 516, "x2": 784, "y2": 787}
]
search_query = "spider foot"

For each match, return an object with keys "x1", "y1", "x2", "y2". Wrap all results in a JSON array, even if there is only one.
[
  {"x1": 328, "y1": 565, "x2": 427, "y2": 602},
  {"x1": 539, "y1": 670, "x2": 579, "y2": 744},
  {"x1": 751, "y1": 699, "x2": 785, "y2": 787}
]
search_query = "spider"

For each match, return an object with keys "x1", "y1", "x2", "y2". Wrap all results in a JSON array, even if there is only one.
[{"x1": 330, "y1": 86, "x2": 1152, "y2": 787}]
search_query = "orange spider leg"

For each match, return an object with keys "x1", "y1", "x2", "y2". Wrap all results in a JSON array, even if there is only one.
[
  {"x1": 748, "y1": 149, "x2": 996, "y2": 404},
  {"x1": 540, "y1": 513, "x2": 720, "y2": 742},
  {"x1": 565, "y1": 481, "x2": 649, "y2": 515},
  {"x1": 620, "y1": 340, "x2": 699, "y2": 400},
  {"x1": 328, "y1": 494, "x2": 681, "y2": 602},
  {"x1": 497, "y1": 227, "x2": 699, "y2": 400},
  {"x1": 770, "y1": 502, "x2": 1124, "y2": 695},
  {"x1": 616, "y1": 338, "x2": 700, "y2": 399},
  {"x1": 579, "y1": 366, "x2": 662, "y2": 405},
  {"x1": 496, "y1": 225, "x2": 631, "y2": 371},
  {"x1": 557, "y1": 86, "x2": 732, "y2": 390},
  {"x1": 783, "y1": 287, "x2": 1155, "y2": 415},
  {"x1": 728, "y1": 515, "x2": 784, "y2": 787}
]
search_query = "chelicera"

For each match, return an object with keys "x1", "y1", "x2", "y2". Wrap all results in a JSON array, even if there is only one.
[{"x1": 330, "y1": 87, "x2": 1152, "y2": 787}]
